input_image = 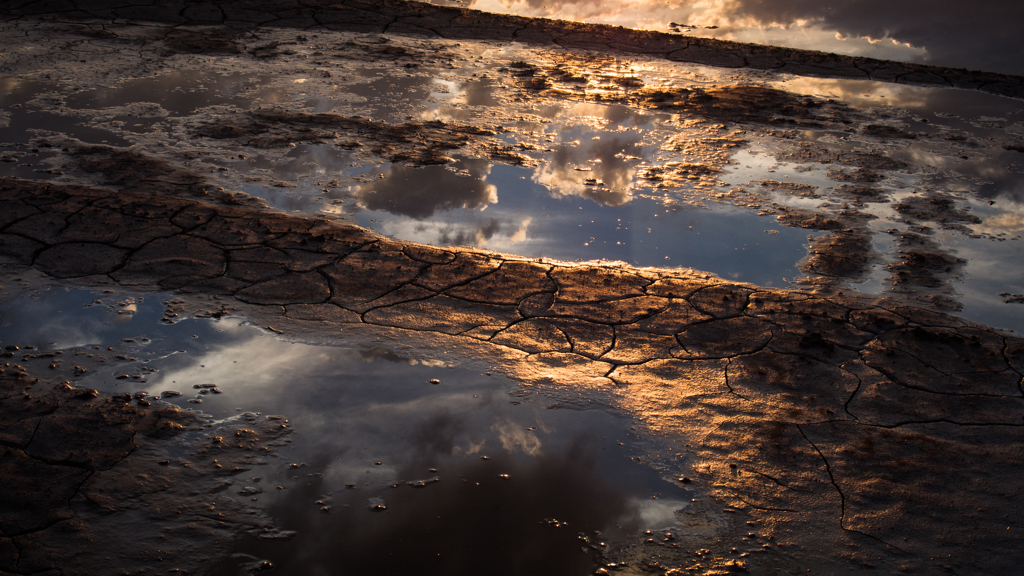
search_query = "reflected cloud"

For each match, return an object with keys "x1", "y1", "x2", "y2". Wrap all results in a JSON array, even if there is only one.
[
  {"x1": 407, "y1": 408, "x2": 468, "y2": 456},
  {"x1": 437, "y1": 216, "x2": 502, "y2": 245},
  {"x1": 343, "y1": 74, "x2": 438, "y2": 119},
  {"x1": 622, "y1": 497, "x2": 689, "y2": 531},
  {"x1": 461, "y1": 77, "x2": 501, "y2": 106},
  {"x1": 533, "y1": 134, "x2": 643, "y2": 206},
  {"x1": 355, "y1": 159, "x2": 498, "y2": 219},
  {"x1": 509, "y1": 217, "x2": 532, "y2": 244},
  {"x1": 218, "y1": 437, "x2": 629, "y2": 576},
  {"x1": 64, "y1": 71, "x2": 279, "y2": 116},
  {"x1": 492, "y1": 418, "x2": 543, "y2": 456}
]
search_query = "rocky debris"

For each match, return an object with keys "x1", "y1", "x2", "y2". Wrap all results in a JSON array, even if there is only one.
[{"x1": 0, "y1": 372, "x2": 292, "y2": 575}]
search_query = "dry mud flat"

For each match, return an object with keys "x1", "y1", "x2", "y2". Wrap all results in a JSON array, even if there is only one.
[{"x1": 0, "y1": 1, "x2": 1023, "y2": 576}]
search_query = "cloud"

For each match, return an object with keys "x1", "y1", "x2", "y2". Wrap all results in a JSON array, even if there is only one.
[
  {"x1": 355, "y1": 159, "x2": 498, "y2": 219},
  {"x1": 453, "y1": 0, "x2": 1023, "y2": 74},
  {"x1": 532, "y1": 134, "x2": 643, "y2": 206}
]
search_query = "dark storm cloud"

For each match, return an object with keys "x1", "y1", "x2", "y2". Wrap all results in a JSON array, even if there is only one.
[
  {"x1": 438, "y1": 217, "x2": 502, "y2": 246},
  {"x1": 725, "y1": 0, "x2": 1024, "y2": 74},
  {"x1": 355, "y1": 159, "x2": 497, "y2": 219},
  {"x1": 447, "y1": 0, "x2": 1023, "y2": 74}
]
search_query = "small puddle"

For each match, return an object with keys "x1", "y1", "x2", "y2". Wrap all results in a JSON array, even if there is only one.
[
  {"x1": 351, "y1": 162, "x2": 809, "y2": 287},
  {"x1": 64, "y1": 71, "x2": 281, "y2": 116},
  {"x1": 0, "y1": 286, "x2": 699, "y2": 576}
]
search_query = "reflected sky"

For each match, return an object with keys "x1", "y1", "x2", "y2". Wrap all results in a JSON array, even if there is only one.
[
  {"x1": 355, "y1": 158, "x2": 498, "y2": 218},
  {"x1": 425, "y1": 0, "x2": 1024, "y2": 74},
  {"x1": 0, "y1": 287, "x2": 695, "y2": 576},
  {"x1": 64, "y1": 71, "x2": 281, "y2": 116},
  {"x1": 535, "y1": 132, "x2": 644, "y2": 206},
  {"x1": 356, "y1": 163, "x2": 811, "y2": 287},
  {"x1": 4, "y1": 35, "x2": 1024, "y2": 331}
]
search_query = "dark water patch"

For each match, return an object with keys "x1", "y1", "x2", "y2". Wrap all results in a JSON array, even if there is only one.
[
  {"x1": 0, "y1": 77, "x2": 61, "y2": 107},
  {"x1": 0, "y1": 286, "x2": 697, "y2": 575},
  {"x1": 342, "y1": 73, "x2": 439, "y2": 120},
  {"x1": 65, "y1": 71, "x2": 278, "y2": 116},
  {"x1": 0, "y1": 109, "x2": 129, "y2": 147},
  {"x1": 354, "y1": 158, "x2": 496, "y2": 218}
]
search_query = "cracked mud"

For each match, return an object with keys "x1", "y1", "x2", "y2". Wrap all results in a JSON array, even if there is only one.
[
  {"x1": 1, "y1": 1, "x2": 1024, "y2": 575},
  {"x1": 2, "y1": 156, "x2": 1023, "y2": 574}
]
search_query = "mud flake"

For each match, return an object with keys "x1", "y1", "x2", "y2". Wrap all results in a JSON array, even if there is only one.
[
  {"x1": 0, "y1": 233, "x2": 45, "y2": 265},
  {"x1": 446, "y1": 261, "x2": 554, "y2": 305},
  {"x1": 491, "y1": 318, "x2": 571, "y2": 354},
  {"x1": 699, "y1": 419, "x2": 838, "y2": 513},
  {"x1": 602, "y1": 325, "x2": 679, "y2": 364},
  {"x1": 549, "y1": 266, "x2": 648, "y2": 302},
  {"x1": 676, "y1": 316, "x2": 773, "y2": 358},
  {"x1": 284, "y1": 303, "x2": 361, "y2": 324},
  {"x1": 113, "y1": 235, "x2": 226, "y2": 285},
  {"x1": 363, "y1": 295, "x2": 520, "y2": 336},
  {"x1": 688, "y1": 285, "x2": 752, "y2": 318},
  {"x1": 800, "y1": 233, "x2": 874, "y2": 280},
  {"x1": 323, "y1": 250, "x2": 425, "y2": 312},
  {"x1": 728, "y1": 350, "x2": 859, "y2": 419},
  {"x1": 0, "y1": 448, "x2": 88, "y2": 534},
  {"x1": 4, "y1": 212, "x2": 68, "y2": 244},
  {"x1": 635, "y1": 299, "x2": 713, "y2": 335},
  {"x1": 548, "y1": 295, "x2": 669, "y2": 325},
  {"x1": 190, "y1": 216, "x2": 272, "y2": 247},
  {"x1": 547, "y1": 318, "x2": 615, "y2": 358},
  {"x1": 226, "y1": 260, "x2": 289, "y2": 283},
  {"x1": 413, "y1": 252, "x2": 502, "y2": 293},
  {"x1": 610, "y1": 358, "x2": 728, "y2": 398},
  {"x1": 235, "y1": 271, "x2": 331, "y2": 305},
  {"x1": 34, "y1": 242, "x2": 130, "y2": 278},
  {"x1": 645, "y1": 276, "x2": 706, "y2": 299},
  {"x1": 847, "y1": 372, "x2": 1024, "y2": 426},
  {"x1": 800, "y1": 421, "x2": 1024, "y2": 572}
]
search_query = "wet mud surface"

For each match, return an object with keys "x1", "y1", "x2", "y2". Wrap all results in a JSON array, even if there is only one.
[
  {"x1": 2, "y1": 164, "x2": 1024, "y2": 574},
  {"x1": 1, "y1": 3, "x2": 1023, "y2": 576},
  {"x1": 0, "y1": 370, "x2": 292, "y2": 576}
]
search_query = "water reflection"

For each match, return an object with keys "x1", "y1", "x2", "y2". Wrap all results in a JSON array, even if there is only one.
[
  {"x1": 342, "y1": 73, "x2": 440, "y2": 119},
  {"x1": 461, "y1": 77, "x2": 501, "y2": 106},
  {"x1": 64, "y1": 71, "x2": 279, "y2": 116},
  {"x1": 219, "y1": 438, "x2": 629, "y2": 576},
  {"x1": 358, "y1": 164, "x2": 811, "y2": 287},
  {"x1": 0, "y1": 287, "x2": 695, "y2": 576},
  {"x1": 534, "y1": 133, "x2": 645, "y2": 206},
  {"x1": 0, "y1": 287, "x2": 159, "y2": 350},
  {"x1": 355, "y1": 159, "x2": 498, "y2": 218},
  {"x1": 430, "y1": 0, "x2": 1023, "y2": 74}
]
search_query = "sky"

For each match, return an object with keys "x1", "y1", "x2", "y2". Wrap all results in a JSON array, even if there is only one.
[{"x1": 427, "y1": 0, "x2": 1024, "y2": 75}]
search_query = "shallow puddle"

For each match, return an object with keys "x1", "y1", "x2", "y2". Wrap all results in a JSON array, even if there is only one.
[
  {"x1": 0, "y1": 286, "x2": 696, "y2": 576},
  {"x1": 3, "y1": 29, "x2": 1024, "y2": 334},
  {"x1": 351, "y1": 162, "x2": 810, "y2": 287}
]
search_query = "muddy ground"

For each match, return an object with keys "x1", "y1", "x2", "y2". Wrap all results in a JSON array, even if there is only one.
[{"x1": 1, "y1": 2, "x2": 1024, "y2": 576}]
